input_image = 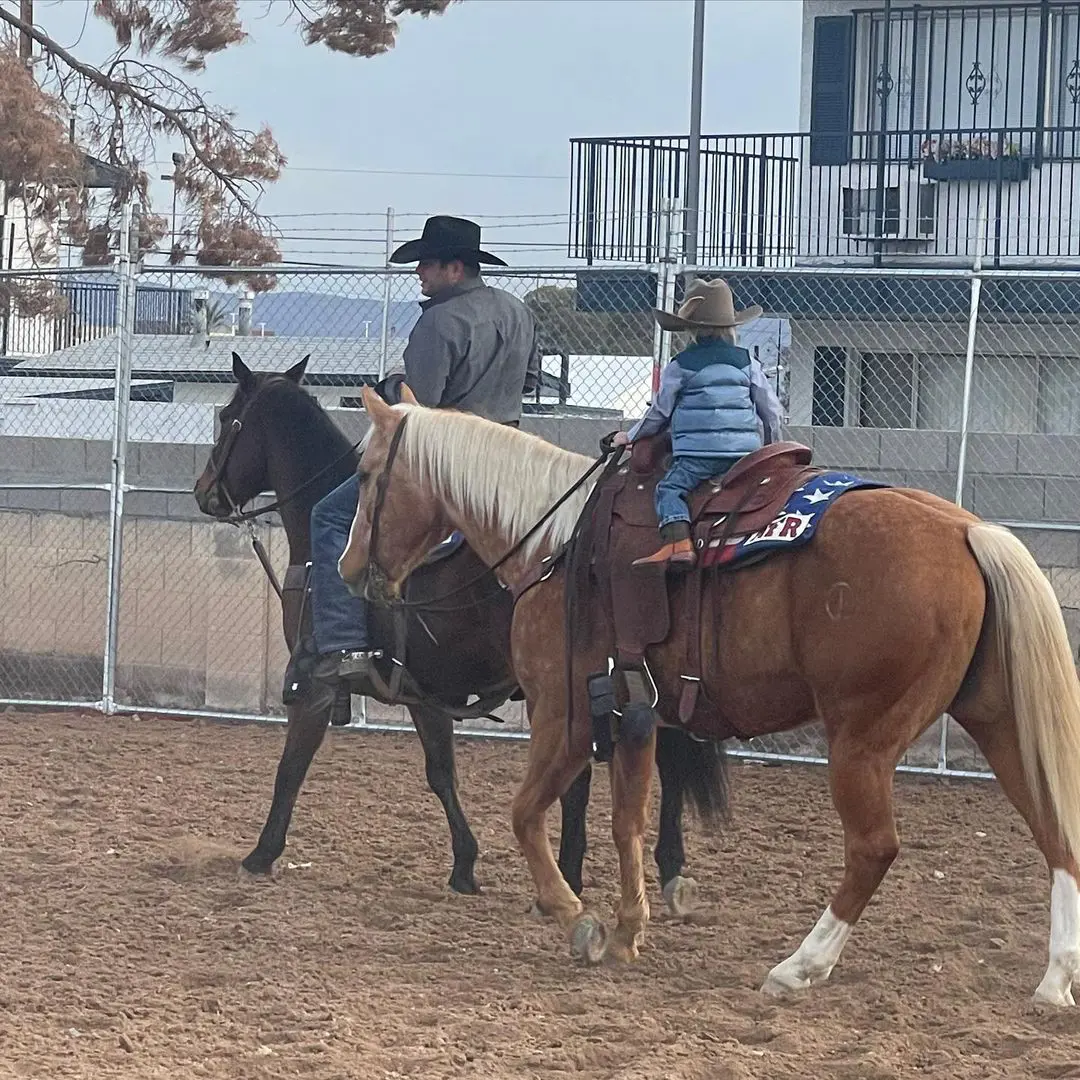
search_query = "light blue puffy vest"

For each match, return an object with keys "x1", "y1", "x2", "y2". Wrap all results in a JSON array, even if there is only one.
[{"x1": 670, "y1": 340, "x2": 762, "y2": 459}]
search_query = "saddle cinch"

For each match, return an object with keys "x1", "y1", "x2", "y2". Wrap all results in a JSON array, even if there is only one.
[{"x1": 579, "y1": 433, "x2": 821, "y2": 750}]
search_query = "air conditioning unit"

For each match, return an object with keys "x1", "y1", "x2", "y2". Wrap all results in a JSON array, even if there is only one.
[{"x1": 836, "y1": 167, "x2": 937, "y2": 241}]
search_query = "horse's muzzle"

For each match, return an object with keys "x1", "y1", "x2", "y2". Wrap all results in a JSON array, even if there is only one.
[
  {"x1": 356, "y1": 562, "x2": 397, "y2": 605},
  {"x1": 193, "y1": 482, "x2": 230, "y2": 520},
  {"x1": 344, "y1": 568, "x2": 367, "y2": 599}
]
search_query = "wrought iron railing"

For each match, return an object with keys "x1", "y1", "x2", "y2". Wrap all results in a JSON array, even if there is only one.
[{"x1": 568, "y1": 126, "x2": 1080, "y2": 268}]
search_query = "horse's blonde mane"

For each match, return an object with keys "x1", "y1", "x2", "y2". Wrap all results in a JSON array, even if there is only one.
[{"x1": 396, "y1": 405, "x2": 597, "y2": 558}]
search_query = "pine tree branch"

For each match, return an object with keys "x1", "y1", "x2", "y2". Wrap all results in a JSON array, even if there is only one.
[{"x1": 0, "y1": 3, "x2": 263, "y2": 208}]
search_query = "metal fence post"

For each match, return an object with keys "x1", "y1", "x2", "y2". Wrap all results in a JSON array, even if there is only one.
[
  {"x1": 102, "y1": 201, "x2": 138, "y2": 714},
  {"x1": 941, "y1": 196, "x2": 989, "y2": 772},
  {"x1": 953, "y1": 195, "x2": 988, "y2": 509},
  {"x1": 651, "y1": 199, "x2": 682, "y2": 398},
  {"x1": 378, "y1": 206, "x2": 395, "y2": 380}
]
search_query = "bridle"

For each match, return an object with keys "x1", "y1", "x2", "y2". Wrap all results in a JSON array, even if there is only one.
[{"x1": 204, "y1": 378, "x2": 364, "y2": 598}]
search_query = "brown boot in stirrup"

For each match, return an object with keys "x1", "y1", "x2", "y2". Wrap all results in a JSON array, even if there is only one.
[{"x1": 633, "y1": 523, "x2": 697, "y2": 568}]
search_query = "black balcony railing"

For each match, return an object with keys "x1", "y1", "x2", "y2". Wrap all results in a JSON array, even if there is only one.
[
  {"x1": 0, "y1": 278, "x2": 193, "y2": 358},
  {"x1": 569, "y1": 134, "x2": 799, "y2": 266},
  {"x1": 569, "y1": 126, "x2": 1080, "y2": 268}
]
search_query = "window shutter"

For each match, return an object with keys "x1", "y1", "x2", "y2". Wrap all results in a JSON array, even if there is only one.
[{"x1": 809, "y1": 15, "x2": 855, "y2": 167}]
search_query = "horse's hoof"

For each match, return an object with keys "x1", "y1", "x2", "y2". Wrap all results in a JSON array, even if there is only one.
[
  {"x1": 570, "y1": 914, "x2": 607, "y2": 965},
  {"x1": 448, "y1": 870, "x2": 481, "y2": 896},
  {"x1": 1032, "y1": 984, "x2": 1076, "y2": 1008},
  {"x1": 760, "y1": 973, "x2": 801, "y2": 998},
  {"x1": 241, "y1": 851, "x2": 275, "y2": 876},
  {"x1": 603, "y1": 937, "x2": 640, "y2": 964},
  {"x1": 662, "y1": 875, "x2": 697, "y2": 917}
]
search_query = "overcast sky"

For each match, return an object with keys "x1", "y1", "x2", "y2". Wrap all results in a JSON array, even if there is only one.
[{"x1": 36, "y1": 0, "x2": 803, "y2": 267}]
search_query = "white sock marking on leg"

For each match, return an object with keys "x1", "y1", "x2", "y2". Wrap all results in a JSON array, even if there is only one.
[
  {"x1": 1035, "y1": 869, "x2": 1080, "y2": 1007},
  {"x1": 763, "y1": 906, "x2": 852, "y2": 993}
]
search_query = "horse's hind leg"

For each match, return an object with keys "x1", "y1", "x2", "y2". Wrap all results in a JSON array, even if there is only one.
[
  {"x1": 557, "y1": 765, "x2": 592, "y2": 899},
  {"x1": 243, "y1": 687, "x2": 331, "y2": 874},
  {"x1": 654, "y1": 728, "x2": 694, "y2": 917},
  {"x1": 605, "y1": 728, "x2": 657, "y2": 963},
  {"x1": 762, "y1": 732, "x2": 903, "y2": 995},
  {"x1": 953, "y1": 706, "x2": 1080, "y2": 1006},
  {"x1": 408, "y1": 704, "x2": 480, "y2": 895}
]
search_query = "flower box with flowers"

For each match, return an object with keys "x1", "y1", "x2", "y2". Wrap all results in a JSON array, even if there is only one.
[{"x1": 920, "y1": 138, "x2": 1031, "y2": 182}]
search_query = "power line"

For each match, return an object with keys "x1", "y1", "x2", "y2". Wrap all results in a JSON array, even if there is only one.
[
  {"x1": 150, "y1": 161, "x2": 567, "y2": 181},
  {"x1": 265, "y1": 211, "x2": 573, "y2": 223}
]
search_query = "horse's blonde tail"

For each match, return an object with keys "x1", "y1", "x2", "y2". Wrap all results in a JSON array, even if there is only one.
[{"x1": 967, "y1": 522, "x2": 1080, "y2": 862}]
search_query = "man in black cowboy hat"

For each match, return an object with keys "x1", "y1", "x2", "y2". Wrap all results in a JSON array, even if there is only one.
[
  {"x1": 390, "y1": 215, "x2": 539, "y2": 418},
  {"x1": 283, "y1": 216, "x2": 540, "y2": 725}
]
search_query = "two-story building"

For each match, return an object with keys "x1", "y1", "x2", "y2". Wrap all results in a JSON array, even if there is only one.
[{"x1": 568, "y1": 0, "x2": 1080, "y2": 446}]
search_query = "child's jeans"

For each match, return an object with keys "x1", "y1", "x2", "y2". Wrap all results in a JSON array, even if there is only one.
[{"x1": 655, "y1": 456, "x2": 735, "y2": 528}]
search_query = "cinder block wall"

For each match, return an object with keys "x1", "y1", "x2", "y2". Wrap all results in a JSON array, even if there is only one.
[{"x1": 0, "y1": 420, "x2": 1078, "y2": 762}]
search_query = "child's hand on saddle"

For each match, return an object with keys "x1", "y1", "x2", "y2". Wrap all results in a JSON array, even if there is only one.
[{"x1": 612, "y1": 431, "x2": 630, "y2": 447}]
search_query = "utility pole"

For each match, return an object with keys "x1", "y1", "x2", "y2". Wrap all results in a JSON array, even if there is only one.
[
  {"x1": 684, "y1": 0, "x2": 706, "y2": 266},
  {"x1": 18, "y1": 0, "x2": 33, "y2": 62}
]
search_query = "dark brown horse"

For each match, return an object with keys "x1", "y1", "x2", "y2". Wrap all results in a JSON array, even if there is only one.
[
  {"x1": 193, "y1": 354, "x2": 728, "y2": 908},
  {"x1": 343, "y1": 385, "x2": 1080, "y2": 1007}
]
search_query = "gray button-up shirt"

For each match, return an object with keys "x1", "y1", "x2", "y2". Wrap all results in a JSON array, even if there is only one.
[{"x1": 402, "y1": 277, "x2": 540, "y2": 424}]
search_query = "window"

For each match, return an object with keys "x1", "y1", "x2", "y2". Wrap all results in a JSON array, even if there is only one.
[
  {"x1": 859, "y1": 352, "x2": 916, "y2": 428},
  {"x1": 851, "y1": 5, "x2": 1056, "y2": 153},
  {"x1": 812, "y1": 346, "x2": 846, "y2": 426},
  {"x1": 842, "y1": 186, "x2": 901, "y2": 236},
  {"x1": 918, "y1": 353, "x2": 1038, "y2": 433},
  {"x1": 1037, "y1": 357, "x2": 1080, "y2": 434}
]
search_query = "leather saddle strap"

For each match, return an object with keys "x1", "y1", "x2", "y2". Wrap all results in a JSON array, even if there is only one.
[
  {"x1": 589, "y1": 478, "x2": 622, "y2": 663},
  {"x1": 678, "y1": 566, "x2": 705, "y2": 725},
  {"x1": 678, "y1": 474, "x2": 765, "y2": 726},
  {"x1": 388, "y1": 582, "x2": 410, "y2": 701}
]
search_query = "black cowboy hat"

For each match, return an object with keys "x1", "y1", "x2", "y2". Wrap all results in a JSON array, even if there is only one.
[{"x1": 389, "y1": 215, "x2": 507, "y2": 267}]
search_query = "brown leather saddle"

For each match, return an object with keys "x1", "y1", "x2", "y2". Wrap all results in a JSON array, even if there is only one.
[{"x1": 580, "y1": 433, "x2": 821, "y2": 734}]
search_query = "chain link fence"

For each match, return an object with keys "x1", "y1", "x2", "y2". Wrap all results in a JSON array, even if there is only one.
[{"x1": 4, "y1": 249, "x2": 1080, "y2": 777}]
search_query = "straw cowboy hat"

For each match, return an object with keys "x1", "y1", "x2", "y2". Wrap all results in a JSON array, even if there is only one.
[
  {"x1": 389, "y1": 215, "x2": 507, "y2": 267},
  {"x1": 654, "y1": 277, "x2": 762, "y2": 332}
]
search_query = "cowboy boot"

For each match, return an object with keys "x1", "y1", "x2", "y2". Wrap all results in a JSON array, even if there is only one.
[
  {"x1": 632, "y1": 522, "x2": 697, "y2": 568},
  {"x1": 283, "y1": 640, "x2": 353, "y2": 727}
]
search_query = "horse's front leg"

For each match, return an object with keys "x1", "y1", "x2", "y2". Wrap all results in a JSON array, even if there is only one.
[
  {"x1": 408, "y1": 704, "x2": 481, "y2": 895},
  {"x1": 242, "y1": 681, "x2": 332, "y2": 874},
  {"x1": 511, "y1": 698, "x2": 601, "y2": 957}
]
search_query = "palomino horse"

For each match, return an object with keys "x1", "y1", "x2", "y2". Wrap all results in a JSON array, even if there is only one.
[
  {"x1": 193, "y1": 354, "x2": 728, "y2": 905},
  {"x1": 341, "y1": 384, "x2": 1080, "y2": 1007}
]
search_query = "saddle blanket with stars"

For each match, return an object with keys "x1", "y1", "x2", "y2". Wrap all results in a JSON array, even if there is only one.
[{"x1": 701, "y1": 471, "x2": 890, "y2": 570}]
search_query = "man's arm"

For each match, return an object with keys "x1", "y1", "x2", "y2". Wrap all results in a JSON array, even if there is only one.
[
  {"x1": 402, "y1": 309, "x2": 461, "y2": 407},
  {"x1": 625, "y1": 362, "x2": 686, "y2": 442},
  {"x1": 522, "y1": 321, "x2": 541, "y2": 397},
  {"x1": 749, "y1": 358, "x2": 786, "y2": 444}
]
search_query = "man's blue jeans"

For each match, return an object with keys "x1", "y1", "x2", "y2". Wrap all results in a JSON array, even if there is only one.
[
  {"x1": 311, "y1": 473, "x2": 370, "y2": 654},
  {"x1": 655, "y1": 456, "x2": 735, "y2": 528}
]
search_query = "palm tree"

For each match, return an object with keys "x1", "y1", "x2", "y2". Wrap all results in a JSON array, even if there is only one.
[{"x1": 205, "y1": 297, "x2": 231, "y2": 333}]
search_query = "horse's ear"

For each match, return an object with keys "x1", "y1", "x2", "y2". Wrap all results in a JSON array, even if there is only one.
[
  {"x1": 284, "y1": 355, "x2": 310, "y2": 384},
  {"x1": 399, "y1": 383, "x2": 419, "y2": 405},
  {"x1": 232, "y1": 352, "x2": 255, "y2": 392},
  {"x1": 361, "y1": 384, "x2": 395, "y2": 427}
]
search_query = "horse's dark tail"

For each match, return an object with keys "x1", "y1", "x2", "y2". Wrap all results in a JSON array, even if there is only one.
[{"x1": 655, "y1": 726, "x2": 731, "y2": 826}]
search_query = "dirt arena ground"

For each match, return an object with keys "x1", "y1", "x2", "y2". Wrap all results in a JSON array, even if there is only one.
[{"x1": 1, "y1": 710, "x2": 1079, "y2": 1079}]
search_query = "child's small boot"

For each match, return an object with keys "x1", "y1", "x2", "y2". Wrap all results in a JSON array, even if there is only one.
[{"x1": 633, "y1": 521, "x2": 696, "y2": 568}]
